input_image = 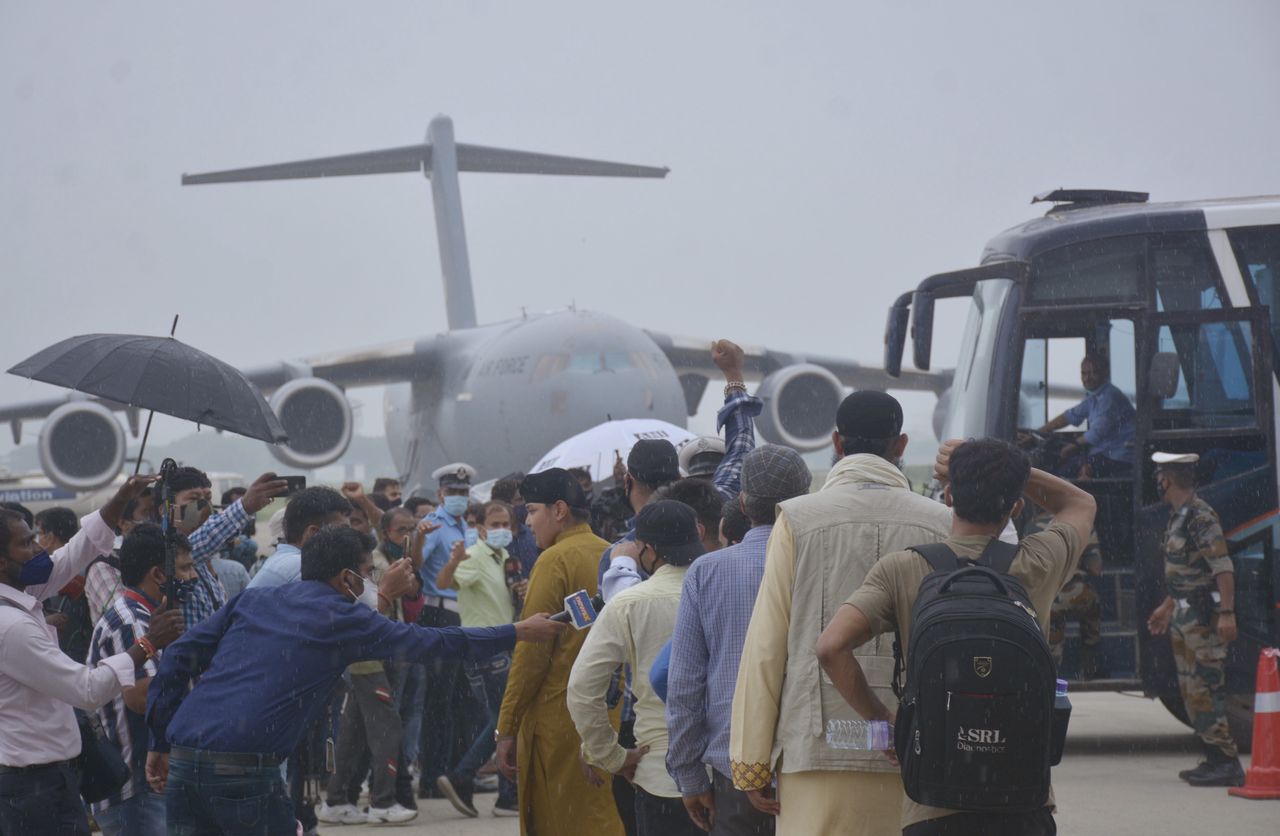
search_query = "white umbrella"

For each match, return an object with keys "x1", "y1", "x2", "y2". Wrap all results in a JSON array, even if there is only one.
[{"x1": 532, "y1": 419, "x2": 696, "y2": 483}]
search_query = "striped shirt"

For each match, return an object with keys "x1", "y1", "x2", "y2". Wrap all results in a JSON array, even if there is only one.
[{"x1": 88, "y1": 588, "x2": 159, "y2": 812}]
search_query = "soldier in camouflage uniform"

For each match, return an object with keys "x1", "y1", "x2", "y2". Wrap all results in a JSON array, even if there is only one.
[
  {"x1": 1145, "y1": 451, "x2": 1244, "y2": 787},
  {"x1": 1024, "y1": 507, "x2": 1106, "y2": 676}
]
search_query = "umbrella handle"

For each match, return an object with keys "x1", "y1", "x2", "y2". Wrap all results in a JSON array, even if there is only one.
[
  {"x1": 134, "y1": 410, "x2": 156, "y2": 475},
  {"x1": 133, "y1": 315, "x2": 176, "y2": 474}
]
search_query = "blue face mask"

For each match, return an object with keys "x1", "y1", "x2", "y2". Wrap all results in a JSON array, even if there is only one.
[
  {"x1": 18, "y1": 550, "x2": 54, "y2": 586},
  {"x1": 486, "y1": 528, "x2": 513, "y2": 550},
  {"x1": 464, "y1": 529, "x2": 479, "y2": 548},
  {"x1": 442, "y1": 495, "x2": 469, "y2": 519},
  {"x1": 383, "y1": 540, "x2": 404, "y2": 560},
  {"x1": 515, "y1": 505, "x2": 528, "y2": 527}
]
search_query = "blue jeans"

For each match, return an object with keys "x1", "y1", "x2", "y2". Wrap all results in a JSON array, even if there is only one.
[
  {"x1": 0, "y1": 763, "x2": 89, "y2": 836},
  {"x1": 455, "y1": 652, "x2": 517, "y2": 806},
  {"x1": 395, "y1": 662, "x2": 426, "y2": 766},
  {"x1": 96, "y1": 789, "x2": 167, "y2": 836},
  {"x1": 166, "y1": 751, "x2": 295, "y2": 836}
]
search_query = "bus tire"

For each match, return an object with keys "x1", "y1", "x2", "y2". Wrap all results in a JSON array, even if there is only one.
[{"x1": 1159, "y1": 693, "x2": 1253, "y2": 754}]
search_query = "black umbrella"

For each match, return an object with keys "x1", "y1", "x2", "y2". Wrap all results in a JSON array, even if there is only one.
[{"x1": 8, "y1": 330, "x2": 288, "y2": 467}]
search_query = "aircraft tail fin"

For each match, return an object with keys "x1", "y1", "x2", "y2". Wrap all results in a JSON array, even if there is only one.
[{"x1": 182, "y1": 115, "x2": 668, "y2": 331}]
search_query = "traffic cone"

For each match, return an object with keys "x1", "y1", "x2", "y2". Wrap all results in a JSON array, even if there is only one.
[{"x1": 1230, "y1": 647, "x2": 1280, "y2": 800}]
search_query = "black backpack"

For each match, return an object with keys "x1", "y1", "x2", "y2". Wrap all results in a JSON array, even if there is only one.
[{"x1": 892, "y1": 539, "x2": 1060, "y2": 812}]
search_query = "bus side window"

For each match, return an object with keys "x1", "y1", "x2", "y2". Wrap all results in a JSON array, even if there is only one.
[
  {"x1": 1228, "y1": 224, "x2": 1280, "y2": 373},
  {"x1": 1152, "y1": 321, "x2": 1256, "y2": 428}
]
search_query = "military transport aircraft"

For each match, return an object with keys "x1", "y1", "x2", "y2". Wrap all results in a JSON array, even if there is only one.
[{"x1": 1, "y1": 115, "x2": 944, "y2": 495}]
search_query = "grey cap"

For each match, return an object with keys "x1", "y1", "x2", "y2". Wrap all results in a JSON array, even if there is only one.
[{"x1": 740, "y1": 444, "x2": 812, "y2": 501}]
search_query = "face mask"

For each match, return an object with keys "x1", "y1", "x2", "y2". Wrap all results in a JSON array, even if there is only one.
[
  {"x1": 443, "y1": 495, "x2": 469, "y2": 518},
  {"x1": 173, "y1": 578, "x2": 198, "y2": 604},
  {"x1": 486, "y1": 529, "x2": 513, "y2": 550},
  {"x1": 515, "y1": 505, "x2": 528, "y2": 526},
  {"x1": 464, "y1": 529, "x2": 478, "y2": 548},
  {"x1": 17, "y1": 550, "x2": 54, "y2": 586},
  {"x1": 383, "y1": 540, "x2": 404, "y2": 560},
  {"x1": 345, "y1": 570, "x2": 378, "y2": 609}
]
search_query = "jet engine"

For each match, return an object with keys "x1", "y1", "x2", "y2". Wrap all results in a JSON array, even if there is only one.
[
  {"x1": 267, "y1": 378, "x2": 353, "y2": 469},
  {"x1": 755, "y1": 364, "x2": 844, "y2": 452},
  {"x1": 38, "y1": 401, "x2": 126, "y2": 492}
]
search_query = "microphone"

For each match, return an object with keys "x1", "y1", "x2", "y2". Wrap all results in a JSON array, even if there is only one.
[{"x1": 550, "y1": 590, "x2": 605, "y2": 629}]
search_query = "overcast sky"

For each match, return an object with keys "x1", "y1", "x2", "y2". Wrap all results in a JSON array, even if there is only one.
[{"x1": 3, "y1": 1, "x2": 1278, "y2": 455}]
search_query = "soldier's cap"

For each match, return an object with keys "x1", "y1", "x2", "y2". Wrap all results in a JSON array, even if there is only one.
[
  {"x1": 432, "y1": 462, "x2": 477, "y2": 488},
  {"x1": 628, "y1": 439, "x2": 681, "y2": 485},
  {"x1": 678, "y1": 436, "x2": 726, "y2": 478},
  {"x1": 1151, "y1": 451, "x2": 1199, "y2": 466},
  {"x1": 836, "y1": 391, "x2": 903, "y2": 440},
  {"x1": 520, "y1": 468, "x2": 589, "y2": 511},
  {"x1": 634, "y1": 500, "x2": 704, "y2": 566},
  {"x1": 741, "y1": 444, "x2": 812, "y2": 501}
]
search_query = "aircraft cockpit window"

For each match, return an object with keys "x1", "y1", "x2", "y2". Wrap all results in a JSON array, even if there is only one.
[
  {"x1": 567, "y1": 352, "x2": 634, "y2": 373},
  {"x1": 1028, "y1": 236, "x2": 1143, "y2": 305},
  {"x1": 1229, "y1": 224, "x2": 1280, "y2": 372}
]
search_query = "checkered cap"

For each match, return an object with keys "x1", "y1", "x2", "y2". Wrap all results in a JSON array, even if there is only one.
[{"x1": 740, "y1": 444, "x2": 812, "y2": 501}]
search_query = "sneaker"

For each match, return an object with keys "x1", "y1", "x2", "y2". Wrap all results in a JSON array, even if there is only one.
[
  {"x1": 318, "y1": 802, "x2": 366, "y2": 824},
  {"x1": 1184, "y1": 757, "x2": 1246, "y2": 787},
  {"x1": 493, "y1": 800, "x2": 519, "y2": 817},
  {"x1": 475, "y1": 773, "x2": 499, "y2": 793},
  {"x1": 365, "y1": 803, "x2": 419, "y2": 825},
  {"x1": 436, "y1": 773, "x2": 479, "y2": 818}
]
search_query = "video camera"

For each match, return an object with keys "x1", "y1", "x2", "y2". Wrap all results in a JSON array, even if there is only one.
[{"x1": 155, "y1": 458, "x2": 184, "y2": 607}]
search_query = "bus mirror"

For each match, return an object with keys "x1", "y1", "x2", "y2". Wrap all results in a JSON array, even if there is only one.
[
  {"x1": 1148, "y1": 352, "x2": 1180, "y2": 399},
  {"x1": 911, "y1": 291, "x2": 936, "y2": 371},
  {"x1": 884, "y1": 305, "x2": 909, "y2": 377}
]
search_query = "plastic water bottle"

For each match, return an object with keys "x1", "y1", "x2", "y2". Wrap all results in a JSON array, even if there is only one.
[
  {"x1": 825, "y1": 719, "x2": 893, "y2": 750},
  {"x1": 1050, "y1": 678, "x2": 1071, "y2": 765}
]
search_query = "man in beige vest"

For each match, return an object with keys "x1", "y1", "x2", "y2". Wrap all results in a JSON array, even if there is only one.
[{"x1": 729, "y1": 391, "x2": 951, "y2": 835}]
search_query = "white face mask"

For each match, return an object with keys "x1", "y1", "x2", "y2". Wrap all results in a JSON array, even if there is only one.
[
  {"x1": 357, "y1": 582, "x2": 379, "y2": 610},
  {"x1": 486, "y1": 528, "x2": 513, "y2": 550},
  {"x1": 347, "y1": 570, "x2": 378, "y2": 609}
]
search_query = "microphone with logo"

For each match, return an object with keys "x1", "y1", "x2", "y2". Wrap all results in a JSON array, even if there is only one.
[{"x1": 550, "y1": 590, "x2": 606, "y2": 629}]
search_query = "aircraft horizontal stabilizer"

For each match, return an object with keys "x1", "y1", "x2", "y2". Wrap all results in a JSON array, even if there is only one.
[
  {"x1": 182, "y1": 144, "x2": 430, "y2": 184},
  {"x1": 455, "y1": 144, "x2": 668, "y2": 178}
]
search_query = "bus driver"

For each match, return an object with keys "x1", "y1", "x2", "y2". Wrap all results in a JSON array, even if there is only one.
[{"x1": 1039, "y1": 353, "x2": 1136, "y2": 479}]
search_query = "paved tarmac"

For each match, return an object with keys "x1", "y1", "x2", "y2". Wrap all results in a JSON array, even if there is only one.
[{"x1": 333, "y1": 692, "x2": 1275, "y2": 835}]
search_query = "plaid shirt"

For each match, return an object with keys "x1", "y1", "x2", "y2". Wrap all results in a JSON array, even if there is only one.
[
  {"x1": 665, "y1": 524, "x2": 772, "y2": 793},
  {"x1": 181, "y1": 500, "x2": 250, "y2": 627},
  {"x1": 712, "y1": 390, "x2": 762, "y2": 502},
  {"x1": 88, "y1": 589, "x2": 159, "y2": 812}
]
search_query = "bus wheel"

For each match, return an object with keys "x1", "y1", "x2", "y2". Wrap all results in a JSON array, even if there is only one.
[
  {"x1": 1226, "y1": 694, "x2": 1253, "y2": 755},
  {"x1": 1159, "y1": 694, "x2": 1191, "y2": 727},
  {"x1": 1159, "y1": 693, "x2": 1253, "y2": 754}
]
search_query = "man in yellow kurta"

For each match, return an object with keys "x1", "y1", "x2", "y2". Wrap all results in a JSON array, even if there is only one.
[{"x1": 496, "y1": 468, "x2": 624, "y2": 836}]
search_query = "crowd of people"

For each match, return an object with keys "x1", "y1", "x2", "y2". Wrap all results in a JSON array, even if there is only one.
[{"x1": 0, "y1": 339, "x2": 1244, "y2": 836}]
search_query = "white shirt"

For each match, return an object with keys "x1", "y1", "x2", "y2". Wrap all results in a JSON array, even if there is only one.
[
  {"x1": 0, "y1": 511, "x2": 135, "y2": 766},
  {"x1": 567, "y1": 562, "x2": 687, "y2": 798}
]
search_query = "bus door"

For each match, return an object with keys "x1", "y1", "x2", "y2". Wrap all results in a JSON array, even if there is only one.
[
  {"x1": 1135, "y1": 308, "x2": 1277, "y2": 700},
  {"x1": 1014, "y1": 311, "x2": 1142, "y2": 683}
]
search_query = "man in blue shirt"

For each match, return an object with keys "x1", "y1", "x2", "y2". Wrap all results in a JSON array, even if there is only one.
[
  {"x1": 416, "y1": 462, "x2": 478, "y2": 798},
  {"x1": 240, "y1": 485, "x2": 355, "y2": 834},
  {"x1": 1039, "y1": 354, "x2": 1136, "y2": 478},
  {"x1": 145, "y1": 525, "x2": 563, "y2": 835},
  {"x1": 665, "y1": 445, "x2": 811, "y2": 835}
]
